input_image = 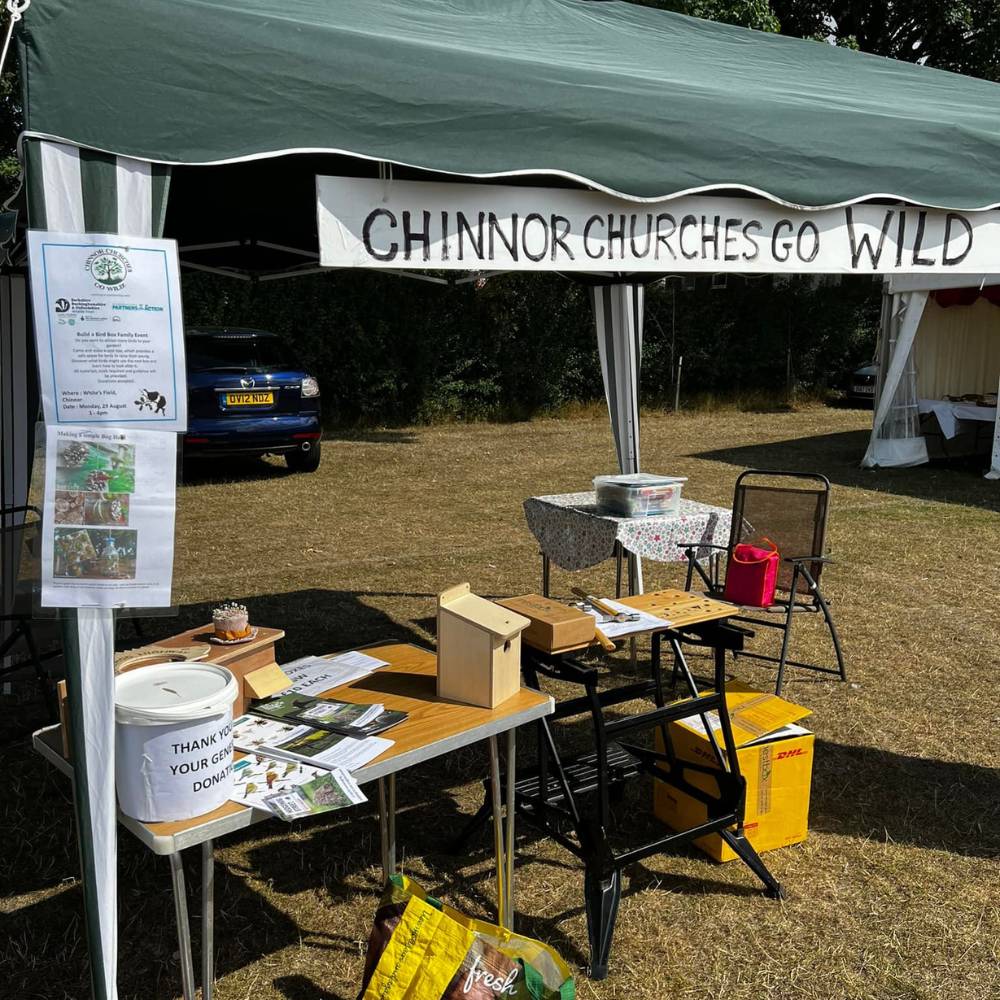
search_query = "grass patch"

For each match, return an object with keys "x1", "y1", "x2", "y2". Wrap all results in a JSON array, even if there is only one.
[{"x1": 3, "y1": 407, "x2": 999, "y2": 999}]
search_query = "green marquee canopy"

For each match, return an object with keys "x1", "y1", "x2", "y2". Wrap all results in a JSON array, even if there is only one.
[
  {"x1": 19, "y1": 0, "x2": 1000, "y2": 211},
  {"x1": 11, "y1": 4, "x2": 1000, "y2": 998}
]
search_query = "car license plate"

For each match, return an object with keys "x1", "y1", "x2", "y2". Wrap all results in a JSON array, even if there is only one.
[
  {"x1": 226, "y1": 391, "x2": 274, "y2": 406},
  {"x1": 852, "y1": 384, "x2": 875, "y2": 395}
]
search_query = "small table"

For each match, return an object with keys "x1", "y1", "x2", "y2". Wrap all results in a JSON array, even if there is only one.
[
  {"x1": 524, "y1": 492, "x2": 732, "y2": 596},
  {"x1": 33, "y1": 641, "x2": 553, "y2": 1000},
  {"x1": 918, "y1": 398, "x2": 997, "y2": 440}
]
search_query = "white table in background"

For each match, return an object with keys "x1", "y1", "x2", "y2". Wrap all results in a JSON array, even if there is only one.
[{"x1": 918, "y1": 398, "x2": 997, "y2": 440}]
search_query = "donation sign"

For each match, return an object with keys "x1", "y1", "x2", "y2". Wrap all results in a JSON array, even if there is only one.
[
  {"x1": 40, "y1": 424, "x2": 177, "y2": 608},
  {"x1": 27, "y1": 230, "x2": 186, "y2": 431},
  {"x1": 317, "y1": 176, "x2": 1000, "y2": 275}
]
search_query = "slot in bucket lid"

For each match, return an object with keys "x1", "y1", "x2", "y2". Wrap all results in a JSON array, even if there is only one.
[{"x1": 115, "y1": 663, "x2": 238, "y2": 725}]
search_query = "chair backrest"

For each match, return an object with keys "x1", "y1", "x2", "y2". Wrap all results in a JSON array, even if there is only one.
[
  {"x1": 1, "y1": 506, "x2": 41, "y2": 618},
  {"x1": 725, "y1": 471, "x2": 831, "y2": 598}
]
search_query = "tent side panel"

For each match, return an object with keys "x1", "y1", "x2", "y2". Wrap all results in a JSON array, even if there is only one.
[
  {"x1": 0, "y1": 273, "x2": 34, "y2": 517},
  {"x1": 23, "y1": 136, "x2": 172, "y2": 1000},
  {"x1": 914, "y1": 298, "x2": 1000, "y2": 399},
  {"x1": 862, "y1": 291, "x2": 929, "y2": 468}
]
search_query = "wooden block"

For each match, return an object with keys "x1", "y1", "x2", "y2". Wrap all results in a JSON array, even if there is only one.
[
  {"x1": 57, "y1": 679, "x2": 70, "y2": 758},
  {"x1": 496, "y1": 594, "x2": 595, "y2": 653},
  {"x1": 58, "y1": 624, "x2": 286, "y2": 760},
  {"x1": 156, "y1": 624, "x2": 285, "y2": 714}
]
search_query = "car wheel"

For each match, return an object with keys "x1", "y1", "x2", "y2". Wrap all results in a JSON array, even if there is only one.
[{"x1": 286, "y1": 442, "x2": 321, "y2": 472}]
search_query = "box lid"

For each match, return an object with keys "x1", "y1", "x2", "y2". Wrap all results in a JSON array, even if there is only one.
[
  {"x1": 439, "y1": 583, "x2": 530, "y2": 640},
  {"x1": 496, "y1": 594, "x2": 591, "y2": 626},
  {"x1": 676, "y1": 680, "x2": 812, "y2": 748},
  {"x1": 594, "y1": 473, "x2": 687, "y2": 489}
]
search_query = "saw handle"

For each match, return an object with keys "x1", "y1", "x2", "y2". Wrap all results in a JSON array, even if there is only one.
[{"x1": 592, "y1": 625, "x2": 616, "y2": 652}]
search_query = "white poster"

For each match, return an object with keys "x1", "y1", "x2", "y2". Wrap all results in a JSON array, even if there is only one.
[
  {"x1": 317, "y1": 176, "x2": 1000, "y2": 275},
  {"x1": 28, "y1": 230, "x2": 187, "y2": 431},
  {"x1": 41, "y1": 425, "x2": 177, "y2": 608}
]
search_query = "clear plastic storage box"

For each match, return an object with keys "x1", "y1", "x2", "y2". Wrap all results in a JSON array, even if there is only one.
[{"x1": 593, "y1": 473, "x2": 687, "y2": 517}]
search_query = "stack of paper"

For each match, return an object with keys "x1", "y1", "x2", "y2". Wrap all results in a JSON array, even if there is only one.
[
  {"x1": 231, "y1": 754, "x2": 366, "y2": 819},
  {"x1": 279, "y1": 649, "x2": 389, "y2": 696},
  {"x1": 232, "y1": 714, "x2": 391, "y2": 772},
  {"x1": 579, "y1": 598, "x2": 672, "y2": 638},
  {"x1": 252, "y1": 693, "x2": 407, "y2": 737}
]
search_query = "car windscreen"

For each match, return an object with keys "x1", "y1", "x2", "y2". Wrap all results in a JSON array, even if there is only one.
[{"x1": 186, "y1": 335, "x2": 295, "y2": 372}]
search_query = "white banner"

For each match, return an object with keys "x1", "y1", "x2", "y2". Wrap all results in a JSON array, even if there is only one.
[
  {"x1": 28, "y1": 230, "x2": 187, "y2": 431},
  {"x1": 41, "y1": 424, "x2": 176, "y2": 607},
  {"x1": 317, "y1": 177, "x2": 1000, "y2": 275}
]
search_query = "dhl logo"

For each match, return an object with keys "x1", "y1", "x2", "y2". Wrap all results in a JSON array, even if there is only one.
[{"x1": 679, "y1": 744, "x2": 807, "y2": 764}]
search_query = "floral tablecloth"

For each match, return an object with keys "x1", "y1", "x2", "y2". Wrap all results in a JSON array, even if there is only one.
[{"x1": 523, "y1": 492, "x2": 732, "y2": 571}]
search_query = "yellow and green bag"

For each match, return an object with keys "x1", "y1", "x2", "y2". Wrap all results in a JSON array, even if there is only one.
[{"x1": 360, "y1": 876, "x2": 574, "y2": 1000}]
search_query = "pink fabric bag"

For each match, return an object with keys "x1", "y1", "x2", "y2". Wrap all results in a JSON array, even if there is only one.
[{"x1": 724, "y1": 537, "x2": 780, "y2": 607}]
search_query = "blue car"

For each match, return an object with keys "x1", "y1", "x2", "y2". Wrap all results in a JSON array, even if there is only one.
[{"x1": 183, "y1": 327, "x2": 322, "y2": 472}]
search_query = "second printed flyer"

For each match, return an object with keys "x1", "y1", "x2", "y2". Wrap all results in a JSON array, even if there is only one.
[{"x1": 41, "y1": 425, "x2": 177, "y2": 608}]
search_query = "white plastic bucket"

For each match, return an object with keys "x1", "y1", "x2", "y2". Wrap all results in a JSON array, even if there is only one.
[{"x1": 114, "y1": 663, "x2": 239, "y2": 822}]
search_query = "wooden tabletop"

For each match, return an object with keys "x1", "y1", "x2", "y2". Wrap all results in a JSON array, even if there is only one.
[
  {"x1": 616, "y1": 588, "x2": 732, "y2": 629},
  {"x1": 526, "y1": 588, "x2": 733, "y2": 654},
  {"x1": 34, "y1": 640, "x2": 552, "y2": 855}
]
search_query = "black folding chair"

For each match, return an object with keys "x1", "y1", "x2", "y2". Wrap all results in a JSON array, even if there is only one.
[
  {"x1": 684, "y1": 470, "x2": 847, "y2": 696},
  {"x1": 1, "y1": 505, "x2": 59, "y2": 718}
]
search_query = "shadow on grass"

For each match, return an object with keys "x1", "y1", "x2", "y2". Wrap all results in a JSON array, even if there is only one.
[
  {"x1": 690, "y1": 429, "x2": 999, "y2": 509},
  {"x1": 810, "y1": 739, "x2": 1000, "y2": 859},
  {"x1": 182, "y1": 454, "x2": 296, "y2": 485},
  {"x1": 0, "y1": 849, "x2": 315, "y2": 999},
  {"x1": 273, "y1": 976, "x2": 349, "y2": 1000}
]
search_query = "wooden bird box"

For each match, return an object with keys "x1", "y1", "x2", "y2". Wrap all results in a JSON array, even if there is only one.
[{"x1": 437, "y1": 583, "x2": 530, "y2": 708}]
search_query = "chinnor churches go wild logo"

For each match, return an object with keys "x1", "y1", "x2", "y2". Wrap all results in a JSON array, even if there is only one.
[{"x1": 84, "y1": 247, "x2": 132, "y2": 290}]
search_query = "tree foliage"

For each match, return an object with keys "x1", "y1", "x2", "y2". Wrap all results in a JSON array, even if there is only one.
[
  {"x1": 770, "y1": 2, "x2": 1000, "y2": 81},
  {"x1": 182, "y1": 270, "x2": 880, "y2": 424},
  {"x1": 636, "y1": 2, "x2": 1000, "y2": 81}
]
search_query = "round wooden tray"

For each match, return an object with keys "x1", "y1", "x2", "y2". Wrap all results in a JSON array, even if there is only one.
[{"x1": 114, "y1": 644, "x2": 211, "y2": 674}]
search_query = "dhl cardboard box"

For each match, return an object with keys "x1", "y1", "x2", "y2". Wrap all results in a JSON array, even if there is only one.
[{"x1": 653, "y1": 681, "x2": 814, "y2": 862}]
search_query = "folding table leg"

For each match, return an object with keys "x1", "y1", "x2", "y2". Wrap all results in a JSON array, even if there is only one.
[
  {"x1": 488, "y1": 735, "x2": 507, "y2": 929},
  {"x1": 504, "y1": 728, "x2": 516, "y2": 929},
  {"x1": 201, "y1": 840, "x2": 215, "y2": 1000},
  {"x1": 168, "y1": 851, "x2": 197, "y2": 1000},
  {"x1": 378, "y1": 775, "x2": 397, "y2": 882}
]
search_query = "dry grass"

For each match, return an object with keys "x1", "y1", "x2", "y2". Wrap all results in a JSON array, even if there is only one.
[{"x1": 3, "y1": 404, "x2": 999, "y2": 1000}]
